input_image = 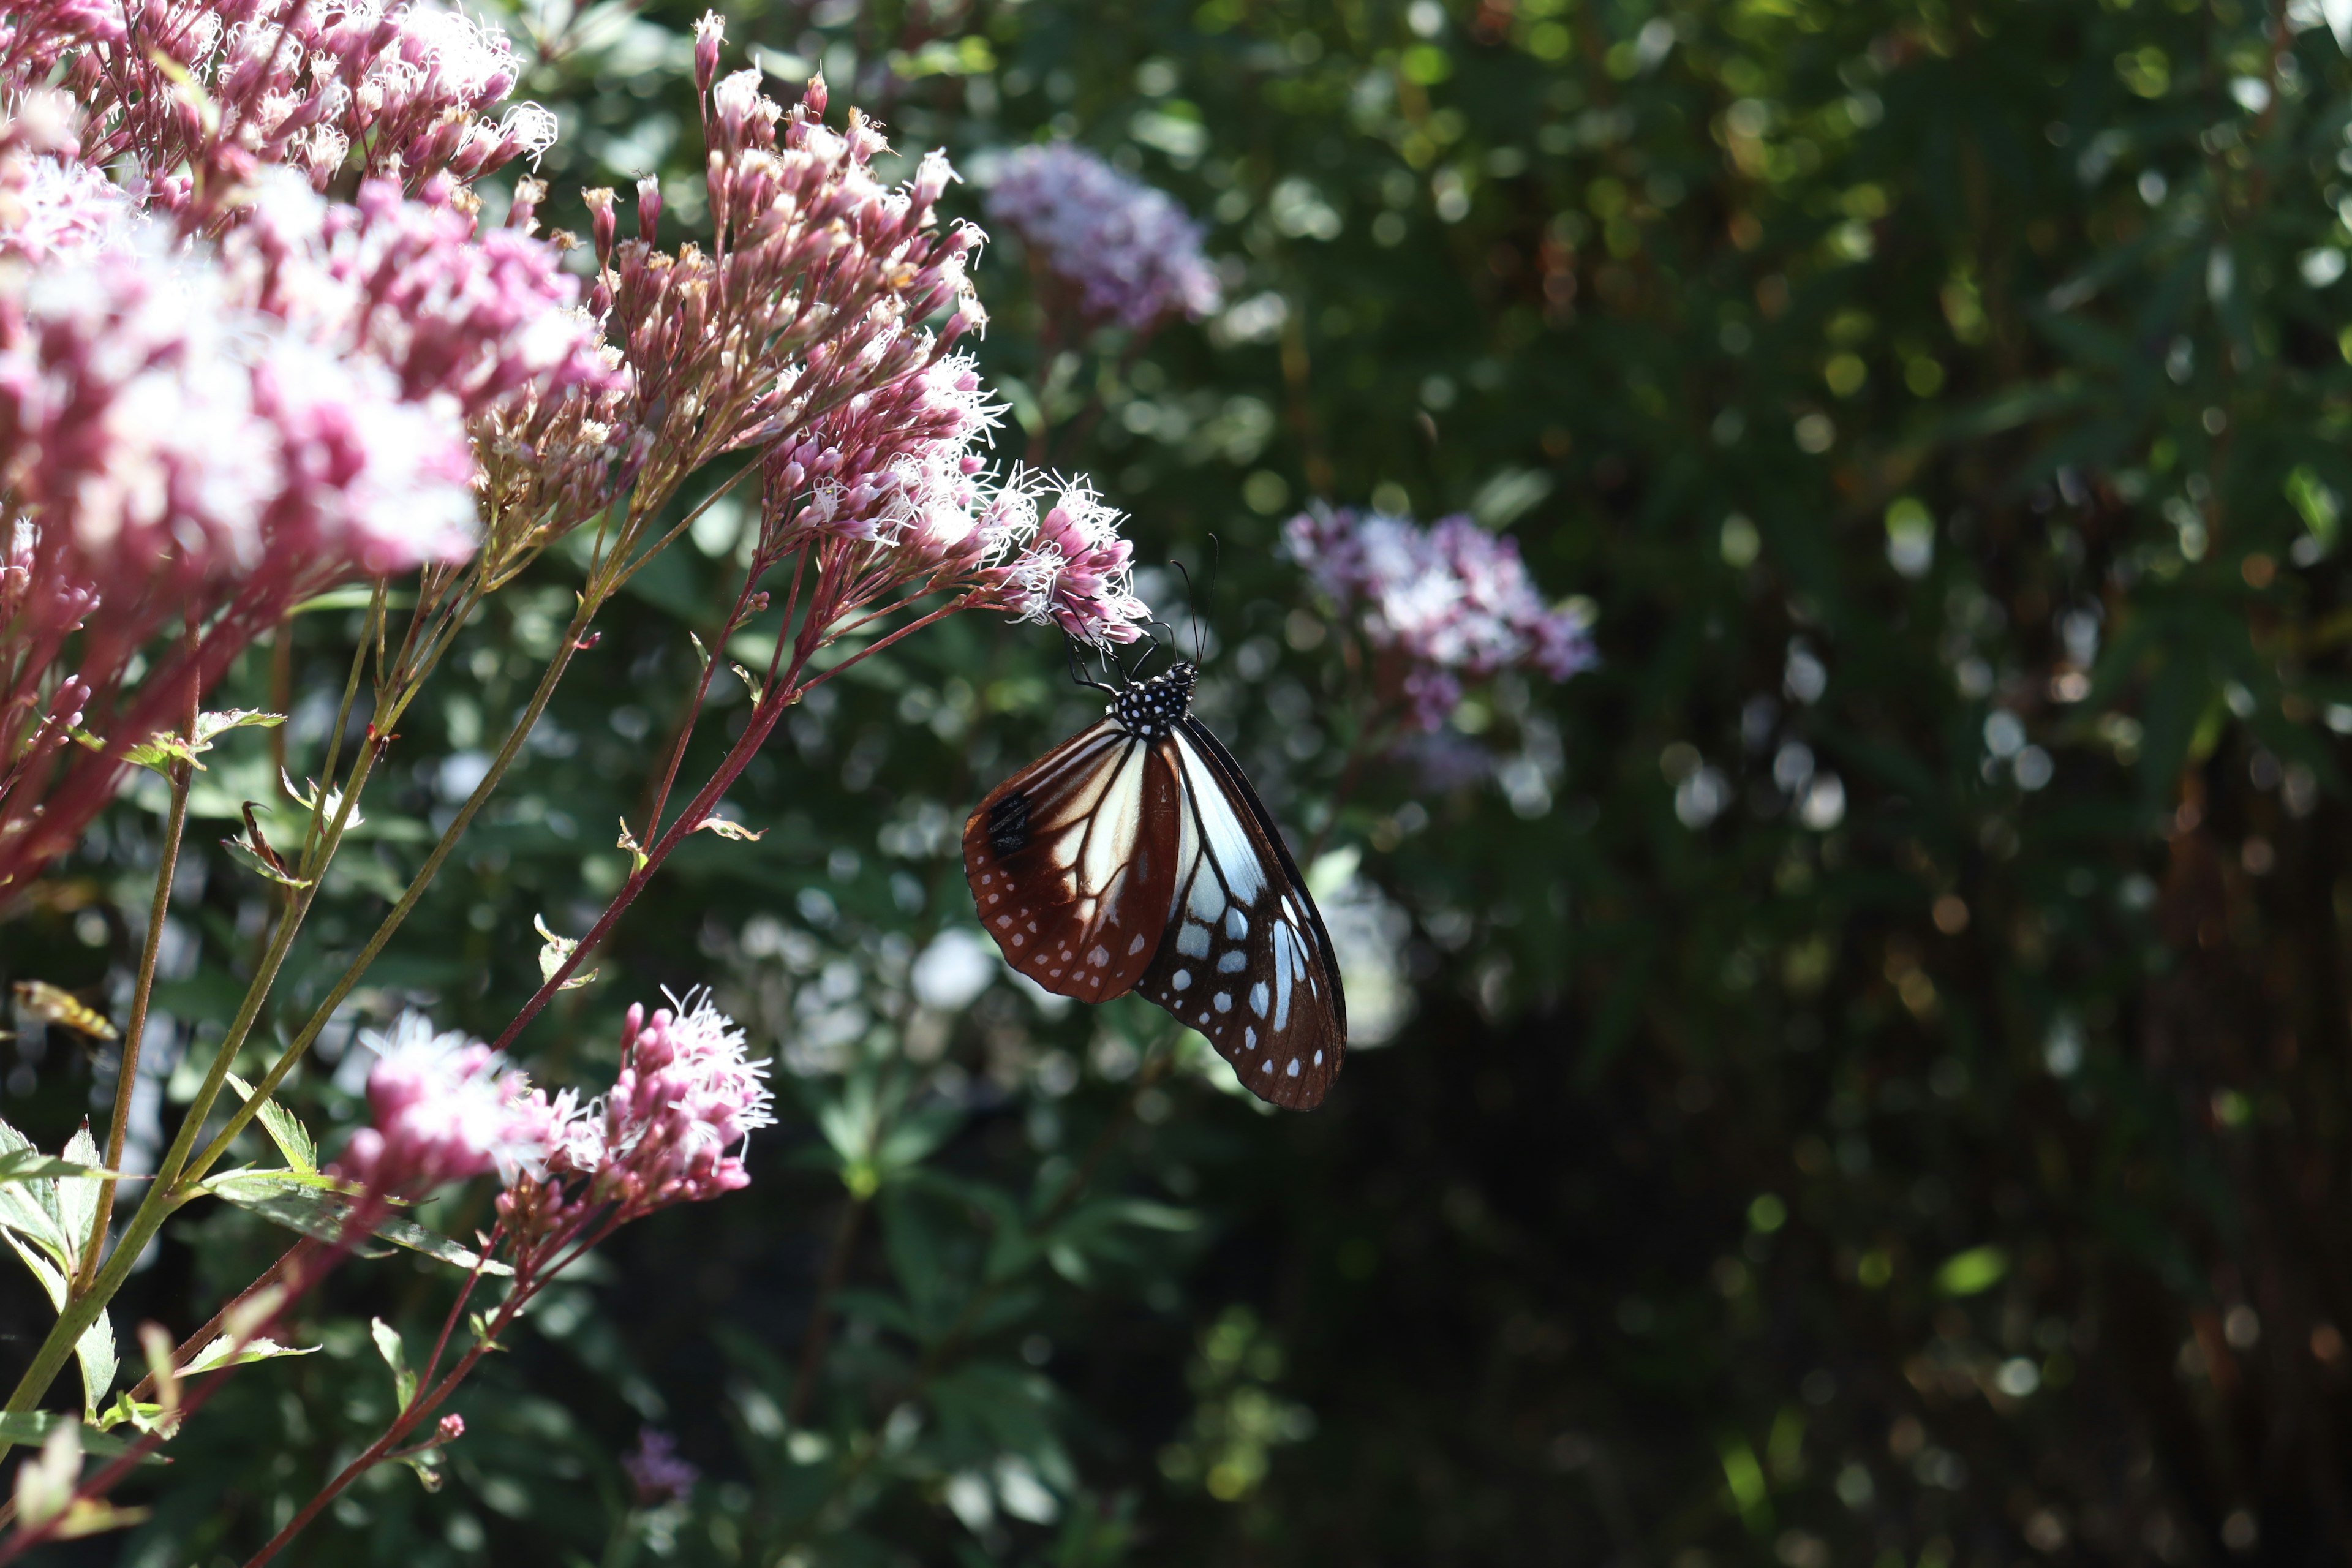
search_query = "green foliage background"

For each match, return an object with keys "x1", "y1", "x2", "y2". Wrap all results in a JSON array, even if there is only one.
[{"x1": 8, "y1": 0, "x2": 2352, "y2": 1561}]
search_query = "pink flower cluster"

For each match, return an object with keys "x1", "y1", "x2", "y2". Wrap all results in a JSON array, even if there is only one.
[
  {"x1": 0, "y1": 49, "x2": 611, "y2": 893},
  {"x1": 1002, "y1": 479, "x2": 1154, "y2": 645},
  {"x1": 985, "y1": 143, "x2": 1223, "y2": 333},
  {"x1": 767, "y1": 352, "x2": 1004, "y2": 552},
  {"x1": 1, "y1": 0, "x2": 556, "y2": 213},
  {"x1": 339, "y1": 993, "x2": 772, "y2": 1231},
  {"x1": 229, "y1": 174, "x2": 615, "y2": 421},
  {"x1": 337, "y1": 1016, "x2": 549, "y2": 1198},
  {"x1": 538, "y1": 992, "x2": 776, "y2": 1210},
  {"x1": 1284, "y1": 506, "x2": 1594, "y2": 729}
]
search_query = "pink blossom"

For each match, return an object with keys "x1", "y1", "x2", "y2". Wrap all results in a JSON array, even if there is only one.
[
  {"x1": 1284, "y1": 505, "x2": 1594, "y2": 730},
  {"x1": 541, "y1": 992, "x2": 775, "y2": 1212},
  {"x1": 228, "y1": 172, "x2": 617, "y2": 419},
  {"x1": 336, "y1": 1016, "x2": 553, "y2": 1198},
  {"x1": 765, "y1": 352, "x2": 1003, "y2": 551},
  {"x1": 985, "y1": 143, "x2": 1222, "y2": 333},
  {"x1": 2, "y1": 0, "x2": 556, "y2": 211},
  {"x1": 1001, "y1": 480, "x2": 1153, "y2": 646}
]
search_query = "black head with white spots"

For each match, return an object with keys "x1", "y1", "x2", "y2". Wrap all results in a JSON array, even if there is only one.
[{"x1": 1109, "y1": 662, "x2": 1197, "y2": 738}]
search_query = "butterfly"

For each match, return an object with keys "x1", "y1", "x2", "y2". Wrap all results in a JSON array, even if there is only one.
[{"x1": 963, "y1": 654, "x2": 1347, "y2": 1110}]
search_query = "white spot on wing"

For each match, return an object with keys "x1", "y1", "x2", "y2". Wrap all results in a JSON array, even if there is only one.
[
  {"x1": 1176, "y1": 924, "x2": 1210, "y2": 958},
  {"x1": 1224, "y1": 907, "x2": 1248, "y2": 939},
  {"x1": 1172, "y1": 970, "x2": 1191, "y2": 990},
  {"x1": 1249, "y1": 982, "x2": 1268, "y2": 1017},
  {"x1": 1216, "y1": 951, "x2": 1246, "y2": 974}
]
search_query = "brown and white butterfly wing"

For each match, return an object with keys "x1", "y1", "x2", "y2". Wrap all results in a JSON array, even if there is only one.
[
  {"x1": 963, "y1": 718, "x2": 1180, "y2": 1003},
  {"x1": 1135, "y1": 720, "x2": 1346, "y2": 1111}
]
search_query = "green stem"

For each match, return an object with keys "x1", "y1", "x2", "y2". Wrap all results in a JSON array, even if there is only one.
[
  {"x1": 74, "y1": 644, "x2": 203, "y2": 1295},
  {"x1": 4, "y1": 624, "x2": 391, "y2": 1429},
  {"x1": 75, "y1": 747, "x2": 192, "y2": 1295},
  {"x1": 185, "y1": 600, "x2": 595, "y2": 1186}
]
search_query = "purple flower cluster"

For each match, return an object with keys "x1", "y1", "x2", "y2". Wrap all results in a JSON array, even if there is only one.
[
  {"x1": 624, "y1": 1429, "x2": 699, "y2": 1507},
  {"x1": 1, "y1": 0, "x2": 556, "y2": 213},
  {"x1": 985, "y1": 143, "x2": 1222, "y2": 333},
  {"x1": 336, "y1": 1017, "x2": 549, "y2": 1198},
  {"x1": 1284, "y1": 506, "x2": 1594, "y2": 730}
]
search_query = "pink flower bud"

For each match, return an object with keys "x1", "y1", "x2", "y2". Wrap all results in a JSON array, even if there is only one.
[{"x1": 692, "y1": 12, "x2": 725, "y2": 95}]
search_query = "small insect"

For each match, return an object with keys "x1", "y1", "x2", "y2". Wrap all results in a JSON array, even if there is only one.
[
  {"x1": 11, "y1": 981, "x2": 118, "y2": 1043},
  {"x1": 963, "y1": 647, "x2": 1347, "y2": 1110}
]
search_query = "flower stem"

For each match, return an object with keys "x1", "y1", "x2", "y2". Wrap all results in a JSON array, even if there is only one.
[
  {"x1": 74, "y1": 666, "x2": 200, "y2": 1294},
  {"x1": 492, "y1": 597, "x2": 967, "y2": 1050},
  {"x1": 184, "y1": 600, "x2": 597, "y2": 1185}
]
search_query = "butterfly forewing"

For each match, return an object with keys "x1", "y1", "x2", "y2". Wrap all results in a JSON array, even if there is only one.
[
  {"x1": 1133, "y1": 720, "x2": 1346, "y2": 1111},
  {"x1": 963, "y1": 718, "x2": 1182, "y2": 1003}
]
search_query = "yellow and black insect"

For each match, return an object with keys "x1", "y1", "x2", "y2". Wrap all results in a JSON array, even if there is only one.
[{"x1": 10, "y1": 982, "x2": 118, "y2": 1043}]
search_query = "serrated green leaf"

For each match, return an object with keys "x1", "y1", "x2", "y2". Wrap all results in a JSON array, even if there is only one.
[
  {"x1": 56, "y1": 1124, "x2": 101, "y2": 1268},
  {"x1": 224, "y1": 1073, "x2": 317, "y2": 1174}
]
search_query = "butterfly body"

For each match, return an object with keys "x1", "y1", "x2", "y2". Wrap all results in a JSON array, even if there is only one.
[{"x1": 965, "y1": 662, "x2": 1347, "y2": 1110}]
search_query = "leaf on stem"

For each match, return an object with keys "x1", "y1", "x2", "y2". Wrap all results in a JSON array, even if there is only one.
[
  {"x1": 731, "y1": 662, "x2": 766, "y2": 706},
  {"x1": 223, "y1": 1074, "x2": 318, "y2": 1173},
  {"x1": 0, "y1": 1148, "x2": 116, "y2": 1185},
  {"x1": 693, "y1": 813, "x2": 766, "y2": 843},
  {"x1": 532, "y1": 914, "x2": 598, "y2": 990},
  {"x1": 370, "y1": 1317, "x2": 418, "y2": 1411},
  {"x1": 689, "y1": 631, "x2": 713, "y2": 672},
  {"x1": 180, "y1": 1333, "x2": 318, "y2": 1377},
  {"x1": 223, "y1": 804, "x2": 312, "y2": 889},
  {"x1": 279, "y1": 769, "x2": 364, "y2": 830},
  {"x1": 0, "y1": 1411, "x2": 164, "y2": 1460},
  {"x1": 108, "y1": 709, "x2": 287, "y2": 775},
  {"x1": 617, "y1": 818, "x2": 649, "y2": 872},
  {"x1": 202, "y1": 1171, "x2": 513, "y2": 1274}
]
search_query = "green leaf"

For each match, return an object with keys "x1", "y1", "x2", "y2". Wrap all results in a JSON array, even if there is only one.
[
  {"x1": 0, "y1": 1148, "x2": 115, "y2": 1185},
  {"x1": 8, "y1": 1410, "x2": 165, "y2": 1460},
  {"x1": 221, "y1": 829, "x2": 312, "y2": 890},
  {"x1": 0, "y1": 1116, "x2": 71, "y2": 1267},
  {"x1": 56, "y1": 1124, "x2": 102, "y2": 1267},
  {"x1": 224, "y1": 1073, "x2": 317, "y2": 1173},
  {"x1": 370, "y1": 1317, "x2": 417, "y2": 1411},
  {"x1": 179, "y1": 1334, "x2": 318, "y2": 1376},
  {"x1": 203, "y1": 1171, "x2": 511, "y2": 1273},
  {"x1": 118, "y1": 709, "x2": 285, "y2": 774}
]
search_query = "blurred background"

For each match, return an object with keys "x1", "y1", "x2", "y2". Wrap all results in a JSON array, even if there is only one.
[{"x1": 10, "y1": 0, "x2": 2352, "y2": 1561}]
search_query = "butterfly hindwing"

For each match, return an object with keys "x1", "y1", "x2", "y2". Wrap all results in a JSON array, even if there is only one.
[
  {"x1": 1134, "y1": 718, "x2": 1346, "y2": 1111},
  {"x1": 963, "y1": 718, "x2": 1182, "y2": 1003}
]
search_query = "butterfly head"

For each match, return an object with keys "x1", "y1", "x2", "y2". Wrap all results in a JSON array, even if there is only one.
[{"x1": 1109, "y1": 660, "x2": 1197, "y2": 738}]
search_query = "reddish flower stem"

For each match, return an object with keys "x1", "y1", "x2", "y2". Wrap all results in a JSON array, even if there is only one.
[{"x1": 490, "y1": 594, "x2": 969, "y2": 1052}]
